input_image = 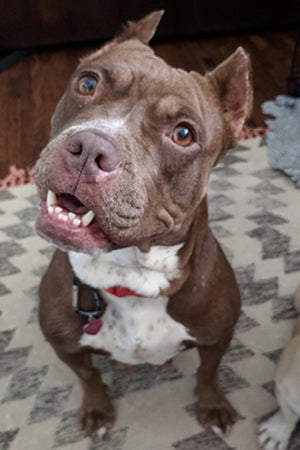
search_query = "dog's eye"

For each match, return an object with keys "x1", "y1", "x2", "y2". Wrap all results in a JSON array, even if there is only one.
[
  {"x1": 171, "y1": 125, "x2": 194, "y2": 147},
  {"x1": 78, "y1": 76, "x2": 98, "y2": 95}
]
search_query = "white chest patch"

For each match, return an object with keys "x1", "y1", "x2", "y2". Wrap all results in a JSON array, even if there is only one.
[
  {"x1": 69, "y1": 244, "x2": 183, "y2": 297},
  {"x1": 69, "y1": 244, "x2": 195, "y2": 365},
  {"x1": 80, "y1": 292, "x2": 193, "y2": 365}
]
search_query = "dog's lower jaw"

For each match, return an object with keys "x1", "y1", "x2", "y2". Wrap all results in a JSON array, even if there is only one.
[
  {"x1": 36, "y1": 201, "x2": 113, "y2": 255},
  {"x1": 35, "y1": 226, "x2": 112, "y2": 256},
  {"x1": 36, "y1": 198, "x2": 169, "y2": 256}
]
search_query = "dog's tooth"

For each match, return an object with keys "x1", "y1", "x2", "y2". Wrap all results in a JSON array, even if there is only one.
[
  {"x1": 82, "y1": 210, "x2": 95, "y2": 227},
  {"x1": 68, "y1": 212, "x2": 76, "y2": 220},
  {"x1": 47, "y1": 190, "x2": 57, "y2": 206},
  {"x1": 55, "y1": 206, "x2": 63, "y2": 214},
  {"x1": 48, "y1": 206, "x2": 54, "y2": 215},
  {"x1": 72, "y1": 218, "x2": 81, "y2": 227}
]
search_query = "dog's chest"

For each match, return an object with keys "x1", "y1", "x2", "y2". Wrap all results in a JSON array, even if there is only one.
[
  {"x1": 80, "y1": 293, "x2": 192, "y2": 365},
  {"x1": 69, "y1": 245, "x2": 194, "y2": 365}
]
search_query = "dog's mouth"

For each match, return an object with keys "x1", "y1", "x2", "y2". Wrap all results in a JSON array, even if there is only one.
[
  {"x1": 46, "y1": 191, "x2": 96, "y2": 228},
  {"x1": 36, "y1": 190, "x2": 112, "y2": 255},
  {"x1": 36, "y1": 189, "x2": 161, "y2": 255}
]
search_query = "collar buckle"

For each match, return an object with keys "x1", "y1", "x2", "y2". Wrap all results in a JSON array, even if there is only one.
[{"x1": 72, "y1": 276, "x2": 105, "y2": 320}]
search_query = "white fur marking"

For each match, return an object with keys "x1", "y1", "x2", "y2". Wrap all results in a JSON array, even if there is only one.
[
  {"x1": 69, "y1": 244, "x2": 195, "y2": 365},
  {"x1": 69, "y1": 244, "x2": 183, "y2": 297},
  {"x1": 96, "y1": 426, "x2": 107, "y2": 439},
  {"x1": 80, "y1": 292, "x2": 194, "y2": 365},
  {"x1": 47, "y1": 117, "x2": 128, "y2": 151},
  {"x1": 211, "y1": 426, "x2": 223, "y2": 437}
]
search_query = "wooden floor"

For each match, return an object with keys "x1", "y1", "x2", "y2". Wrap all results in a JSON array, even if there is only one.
[{"x1": 0, "y1": 28, "x2": 297, "y2": 180}]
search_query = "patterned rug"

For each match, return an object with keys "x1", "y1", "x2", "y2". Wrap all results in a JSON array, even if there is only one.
[{"x1": 1, "y1": 136, "x2": 300, "y2": 450}]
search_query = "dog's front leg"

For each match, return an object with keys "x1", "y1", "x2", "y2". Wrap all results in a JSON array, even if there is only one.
[
  {"x1": 38, "y1": 250, "x2": 115, "y2": 442},
  {"x1": 55, "y1": 347, "x2": 115, "y2": 442},
  {"x1": 195, "y1": 329, "x2": 236, "y2": 435}
]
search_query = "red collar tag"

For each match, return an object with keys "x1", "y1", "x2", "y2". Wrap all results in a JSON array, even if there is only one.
[{"x1": 106, "y1": 286, "x2": 144, "y2": 298}]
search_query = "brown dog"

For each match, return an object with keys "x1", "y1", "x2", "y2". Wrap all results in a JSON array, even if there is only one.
[{"x1": 34, "y1": 10, "x2": 252, "y2": 442}]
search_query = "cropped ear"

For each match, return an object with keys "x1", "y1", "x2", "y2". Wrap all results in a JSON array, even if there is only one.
[
  {"x1": 208, "y1": 47, "x2": 252, "y2": 141},
  {"x1": 80, "y1": 10, "x2": 164, "y2": 63},
  {"x1": 116, "y1": 10, "x2": 164, "y2": 44}
]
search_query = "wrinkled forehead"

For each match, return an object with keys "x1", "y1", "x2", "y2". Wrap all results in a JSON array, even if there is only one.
[
  {"x1": 77, "y1": 40, "x2": 205, "y2": 120},
  {"x1": 80, "y1": 39, "x2": 157, "y2": 69}
]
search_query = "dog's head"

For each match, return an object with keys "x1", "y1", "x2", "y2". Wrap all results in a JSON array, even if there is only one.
[{"x1": 35, "y1": 10, "x2": 252, "y2": 256}]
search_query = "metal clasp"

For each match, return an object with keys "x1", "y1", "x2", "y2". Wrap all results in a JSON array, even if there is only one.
[{"x1": 72, "y1": 276, "x2": 105, "y2": 320}]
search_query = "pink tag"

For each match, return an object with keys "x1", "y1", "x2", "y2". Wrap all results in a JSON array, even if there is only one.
[{"x1": 83, "y1": 319, "x2": 103, "y2": 335}]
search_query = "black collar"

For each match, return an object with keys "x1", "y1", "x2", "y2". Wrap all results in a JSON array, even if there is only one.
[{"x1": 72, "y1": 276, "x2": 105, "y2": 321}]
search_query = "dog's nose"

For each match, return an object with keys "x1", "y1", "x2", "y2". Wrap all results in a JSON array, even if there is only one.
[{"x1": 65, "y1": 131, "x2": 121, "y2": 175}]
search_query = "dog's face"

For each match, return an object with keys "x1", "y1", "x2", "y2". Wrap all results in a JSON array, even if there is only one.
[{"x1": 35, "y1": 11, "x2": 252, "y2": 256}]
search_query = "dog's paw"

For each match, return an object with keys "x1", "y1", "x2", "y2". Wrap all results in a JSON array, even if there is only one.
[
  {"x1": 197, "y1": 395, "x2": 237, "y2": 435},
  {"x1": 78, "y1": 404, "x2": 115, "y2": 443},
  {"x1": 257, "y1": 411, "x2": 295, "y2": 450}
]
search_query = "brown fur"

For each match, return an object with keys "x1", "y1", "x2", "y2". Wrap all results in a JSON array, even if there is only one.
[{"x1": 35, "y1": 11, "x2": 252, "y2": 442}]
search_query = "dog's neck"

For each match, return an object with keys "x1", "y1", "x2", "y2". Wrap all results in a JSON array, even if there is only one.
[{"x1": 68, "y1": 243, "x2": 183, "y2": 298}]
